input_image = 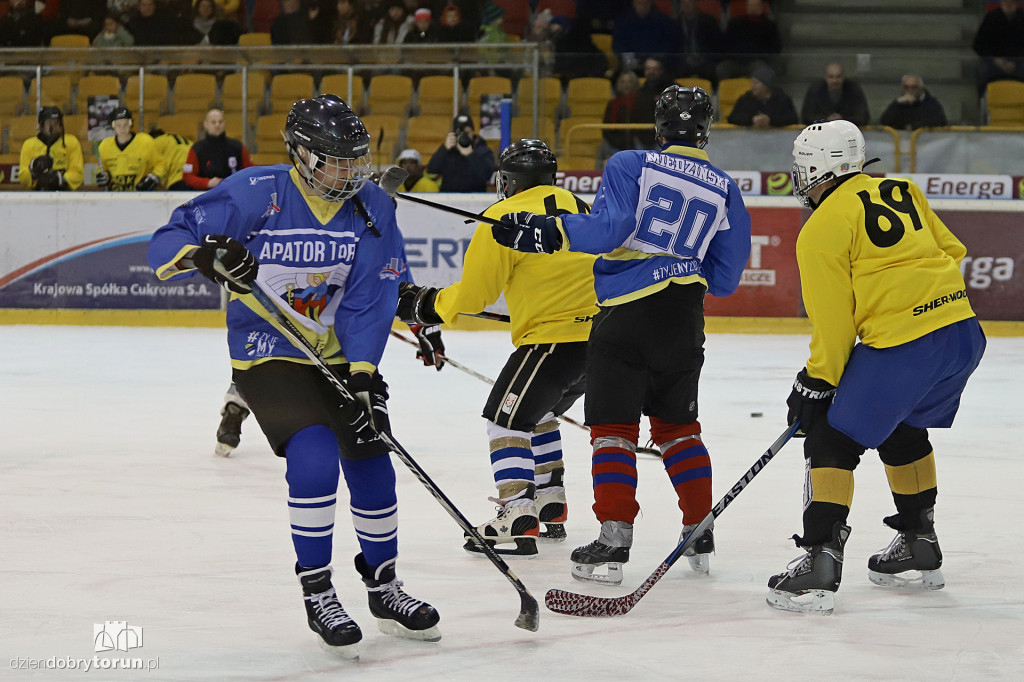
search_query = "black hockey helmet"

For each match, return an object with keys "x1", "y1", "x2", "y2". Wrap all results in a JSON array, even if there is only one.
[
  {"x1": 110, "y1": 106, "x2": 133, "y2": 122},
  {"x1": 284, "y1": 94, "x2": 372, "y2": 202},
  {"x1": 496, "y1": 138, "x2": 557, "y2": 200},
  {"x1": 37, "y1": 106, "x2": 64, "y2": 144},
  {"x1": 654, "y1": 85, "x2": 714, "y2": 148}
]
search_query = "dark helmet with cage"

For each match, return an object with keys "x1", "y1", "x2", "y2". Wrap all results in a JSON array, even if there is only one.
[
  {"x1": 496, "y1": 138, "x2": 557, "y2": 200},
  {"x1": 37, "y1": 106, "x2": 64, "y2": 144},
  {"x1": 654, "y1": 85, "x2": 714, "y2": 149},
  {"x1": 284, "y1": 94, "x2": 372, "y2": 202}
]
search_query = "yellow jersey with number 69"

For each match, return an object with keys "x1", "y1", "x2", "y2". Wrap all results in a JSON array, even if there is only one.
[
  {"x1": 797, "y1": 173, "x2": 975, "y2": 385},
  {"x1": 433, "y1": 185, "x2": 598, "y2": 347},
  {"x1": 98, "y1": 132, "x2": 164, "y2": 191}
]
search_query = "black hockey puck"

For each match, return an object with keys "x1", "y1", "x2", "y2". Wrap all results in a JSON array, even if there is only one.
[{"x1": 750, "y1": 412, "x2": 763, "y2": 418}]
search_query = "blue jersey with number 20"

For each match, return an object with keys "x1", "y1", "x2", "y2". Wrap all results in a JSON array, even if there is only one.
[{"x1": 560, "y1": 145, "x2": 751, "y2": 306}]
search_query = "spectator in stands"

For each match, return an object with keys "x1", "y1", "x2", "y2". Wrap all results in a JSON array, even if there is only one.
[
  {"x1": 191, "y1": 0, "x2": 242, "y2": 44},
  {"x1": 577, "y1": 0, "x2": 631, "y2": 35},
  {"x1": 271, "y1": 0, "x2": 314, "y2": 43},
  {"x1": 127, "y1": 0, "x2": 178, "y2": 45},
  {"x1": 373, "y1": 0, "x2": 412, "y2": 43},
  {"x1": 403, "y1": 7, "x2": 438, "y2": 43},
  {"x1": 435, "y1": 2, "x2": 475, "y2": 43},
  {"x1": 107, "y1": 0, "x2": 140, "y2": 26},
  {"x1": 426, "y1": 113, "x2": 495, "y2": 192},
  {"x1": 0, "y1": 0, "x2": 44, "y2": 46},
  {"x1": 676, "y1": 0, "x2": 722, "y2": 83},
  {"x1": 717, "y1": 0, "x2": 781, "y2": 80},
  {"x1": 182, "y1": 108, "x2": 253, "y2": 190},
  {"x1": 325, "y1": 0, "x2": 364, "y2": 44},
  {"x1": 972, "y1": 0, "x2": 1024, "y2": 93},
  {"x1": 54, "y1": 0, "x2": 106, "y2": 39},
  {"x1": 612, "y1": 0, "x2": 680, "y2": 75},
  {"x1": 602, "y1": 70, "x2": 641, "y2": 155},
  {"x1": 396, "y1": 148, "x2": 440, "y2": 192},
  {"x1": 727, "y1": 65, "x2": 797, "y2": 128},
  {"x1": 633, "y1": 56, "x2": 675, "y2": 144},
  {"x1": 149, "y1": 126, "x2": 192, "y2": 190},
  {"x1": 879, "y1": 74, "x2": 948, "y2": 131},
  {"x1": 800, "y1": 62, "x2": 870, "y2": 126},
  {"x1": 19, "y1": 106, "x2": 84, "y2": 191},
  {"x1": 92, "y1": 12, "x2": 135, "y2": 46}
]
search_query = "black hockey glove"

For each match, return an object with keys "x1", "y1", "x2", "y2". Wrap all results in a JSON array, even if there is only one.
[
  {"x1": 342, "y1": 371, "x2": 391, "y2": 441},
  {"x1": 396, "y1": 281, "x2": 443, "y2": 326},
  {"x1": 410, "y1": 324, "x2": 445, "y2": 371},
  {"x1": 786, "y1": 368, "x2": 837, "y2": 437},
  {"x1": 29, "y1": 155, "x2": 53, "y2": 178},
  {"x1": 191, "y1": 234, "x2": 259, "y2": 294},
  {"x1": 494, "y1": 212, "x2": 562, "y2": 253},
  {"x1": 95, "y1": 170, "x2": 110, "y2": 187},
  {"x1": 36, "y1": 170, "x2": 66, "y2": 191},
  {"x1": 135, "y1": 173, "x2": 160, "y2": 191}
]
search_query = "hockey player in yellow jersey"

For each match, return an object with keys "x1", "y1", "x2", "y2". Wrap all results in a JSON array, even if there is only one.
[
  {"x1": 149, "y1": 128, "x2": 192, "y2": 190},
  {"x1": 767, "y1": 120, "x2": 986, "y2": 615},
  {"x1": 19, "y1": 106, "x2": 84, "y2": 191},
  {"x1": 96, "y1": 107, "x2": 164, "y2": 191},
  {"x1": 397, "y1": 139, "x2": 597, "y2": 556}
]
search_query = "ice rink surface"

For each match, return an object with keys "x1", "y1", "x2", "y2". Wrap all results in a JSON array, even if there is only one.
[{"x1": 2, "y1": 325, "x2": 1022, "y2": 681}]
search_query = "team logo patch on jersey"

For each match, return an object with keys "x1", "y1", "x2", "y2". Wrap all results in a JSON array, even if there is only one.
[
  {"x1": 379, "y1": 257, "x2": 404, "y2": 280},
  {"x1": 261, "y1": 192, "x2": 281, "y2": 217},
  {"x1": 501, "y1": 393, "x2": 519, "y2": 414}
]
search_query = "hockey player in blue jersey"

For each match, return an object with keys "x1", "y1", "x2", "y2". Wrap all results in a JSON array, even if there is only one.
[
  {"x1": 492, "y1": 86, "x2": 752, "y2": 584},
  {"x1": 148, "y1": 94, "x2": 440, "y2": 659}
]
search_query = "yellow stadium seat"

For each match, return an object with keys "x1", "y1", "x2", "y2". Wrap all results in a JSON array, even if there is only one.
[
  {"x1": 360, "y1": 114, "x2": 401, "y2": 163},
  {"x1": 255, "y1": 114, "x2": 286, "y2": 153},
  {"x1": 320, "y1": 74, "x2": 365, "y2": 111},
  {"x1": 222, "y1": 112, "x2": 247, "y2": 139},
  {"x1": 566, "y1": 77, "x2": 612, "y2": 118},
  {"x1": 250, "y1": 151, "x2": 290, "y2": 166},
  {"x1": 510, "y1": 117, "x2": 557, "y2": 149},
  {"x1": 221, "y1": 71, "x2": 267, "y2": 116},
  {"x1": 62, "y1": 114, "x2": 89, "y2": 145},
  {"x1": 156, "y1": 113, "x2": 200, "y2": 139},
  {"x1": 269, "y1": 73, "x2": 315, "y2": 113},
  {"x1": 367, "y1": 75, "x2": 413, "y2": 118},
  {"x1": 416, "y1": 75, "x2": 458, "y2": 117},
  {"x1": 558, "y1": 154, "x2": 598, "y2": 171},
  {"x1": 467, "y1": 76, "x2": 512, "y2": 112},
  {"x1": 516, "y1": 76, "x2": 561, "y2": 120},
  {"x1": 239, "y1": 32, "x2": 272, "y2": 46},
  {"x1": 172, "y1": 74, "x2": 218, "y2": 114},
  {"x1": 29, "y1": 75, "x2": 73, "y2": 112},
  {"x1": 675, "y1": 78, "x2": 713, "y2": 96},
  {"x1": 0, "y1": 77, "x2": 25, "y2": 117},
  {"x1": 558, "y1": 116, "x2": 602, "y2": 158},
  {"x1": 985, "y1": 80, "x2": 1024, "y2": 127},
  {"x1": 590, "y1": 33, "x2": 617, "y2": 75},
  {"x1": 7, "y1": 115, "x2": 41, "y2": 150},
  {"x1": 404, "y1": 115, "x2": 450, "y2": 155},
  {"x1": 50, "y1": 34, "x2": 90, "y2": 48},
  {"x1": 75, "y1": 75, "x2": 122, "y2": 115},
  {"x1": 716, "y1": 77, "x2": 750, "y2": 120},
  {"x1": 125, "y1": 74, "x2": 169, "y2": 123}
]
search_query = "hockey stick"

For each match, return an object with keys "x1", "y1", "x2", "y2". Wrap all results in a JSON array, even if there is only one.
[
  {"x1": 236, "y1": 278, "x2": 540, "y2": 631},
  {"x1": 544, "y1": 423, "x2": 800, "y2": 617},
  {"x1": 378, "y1": 166, "x2": 516, "y2": 230},
  {"x1": 388, "y1": 330, "x2": 661, "y2": 457},
  {"x1": 462, "y1": 310, "x2": 511, "y2": 323}
]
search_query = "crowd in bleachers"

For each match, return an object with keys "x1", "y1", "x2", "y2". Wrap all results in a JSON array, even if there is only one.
[{"x1": 2, "y1": 0, "x2": 1023, "y2": 187}]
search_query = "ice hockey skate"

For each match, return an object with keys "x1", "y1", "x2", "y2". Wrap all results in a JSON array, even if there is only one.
[
  {"x1": 355, "y1": 554, "x2": 441, "y2": 642},
  {"x1": 571, "y1": 520, "x2": 632, "y2": 585},
  {"x1": 296, "y1": 564, "x2": 362, "y2": 660},
  {"x1": 536, "y1": 468, "x2": 568, "y2": 542},
  {"x1": 868, "y1": 508, "x2": 945, "y2": 590},
  {"x1": 680, "y1": 523, "x2": 715, "y2": 575},
  {"x1": 464, "y1": 484, "x2": 539, "y2": 558},
  {"x1": 766, "y1": 522, "x2": 850, "y2": 615},
  {"x1": 215, "y1": 402, "x2": 249, "y2": 456}
]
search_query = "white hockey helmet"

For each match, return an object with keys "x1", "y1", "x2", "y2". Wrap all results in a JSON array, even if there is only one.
[{"x1": 791, "y1": 120, "x2": 866, "y2": 207}]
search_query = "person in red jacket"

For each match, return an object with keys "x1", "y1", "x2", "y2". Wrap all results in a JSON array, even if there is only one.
[{"x1": 182, "y1": 108, "x2": 252, "y2": 190}]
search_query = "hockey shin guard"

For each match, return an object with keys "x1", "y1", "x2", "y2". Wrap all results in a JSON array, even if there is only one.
[
  {"x1": 800, "y1": 423, "x2": 865, "y2": 544},
  {"x1": 651, "y1": 418, "x2": 711, "y2": 523},
  {"x1": 285, "y1": 425, "x2": 341, "y2": 569},
  {"x1": 878, "y1": 425, "x2": 937, "y2": 528},
  {"x1": 486, "y1": 420, "x2": 535, "y2": 498},
  {"x1": 340, "y1": 453, "x2": 399, "y2": 569},
  {"x1": 590, "y1": 423, "x2": 640, "y2": 524}
]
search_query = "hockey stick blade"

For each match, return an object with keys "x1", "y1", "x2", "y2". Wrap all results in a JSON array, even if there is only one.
[
  {"x1": 544, "y1": 423, "x2": 799, "y2": 617},
  {"x1": 379, "y1": 165, "x2": 408, "y2": 196},
  {"x1": 238, "y1": 282, "x2": 539, "y2": 631}
]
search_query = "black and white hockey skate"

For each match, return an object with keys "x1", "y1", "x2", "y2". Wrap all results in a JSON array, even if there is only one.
[
  {"x1": 215, "y1": 402, "x2": 249, "y2": 456},
  {"x1": 570, "y1": 520, "x2": 632, "y2": 585},
  {"x1": 464, "y1": 485, "x2": 539, "y2": 558},
  {"x1": 356, "y1": 554, "x2": 441, "y2": 642},
  {"x1": 296, "y1": 564, "x2": 362, "y2": 660},
  {"x1": 681, "y1": 524, "x2": 715, "y2": 575},
  {"x1": 536, "y1": 468, "x2": 568, "y2": 542},
  {"x1": 766, "y1": 522, "x2": 850, "y2": 615},
  {"x1": 868, "y1": 508, "x2": 944, "y2": 590}
]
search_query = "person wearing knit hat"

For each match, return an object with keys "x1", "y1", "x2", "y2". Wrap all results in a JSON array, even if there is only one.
[
  {"x1": 726, "y1": 66, "x2": 798, "y2": 129},
  {"x1": 404, "y1": 6, "x2": 439, "y2": 43},
  {"x1": 395, "y1": 148, "x2": 440, "y2": 192}
]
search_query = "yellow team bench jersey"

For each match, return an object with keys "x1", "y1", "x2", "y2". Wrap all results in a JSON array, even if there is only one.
[
  {"x1": 97, "y1": 132, "x2": 164, "y2": 191},
  {"x1": 433, "y1": 185, "x2": 599, "y2": 347},
  {"x1": 797, "y1": 173, "x2": 976, "y2": 385},
  {"x1": 19, "y1": 135, "x2": 84, "y2": 190},
  {"x1": 152, "y1": 133, "x2": 192, "y2": 188}
]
